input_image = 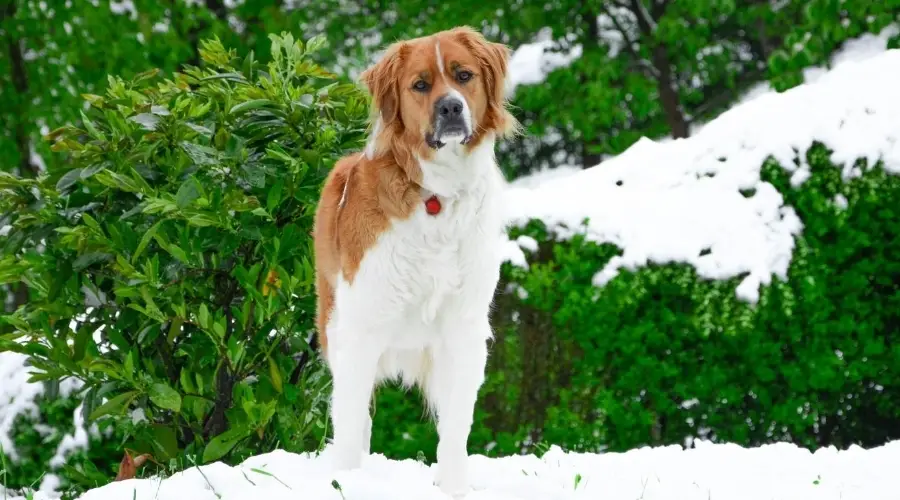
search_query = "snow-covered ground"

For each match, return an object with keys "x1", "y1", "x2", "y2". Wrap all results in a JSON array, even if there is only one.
[{"x1": 6, "y1": 440, "x2": 898, "y2": 500}]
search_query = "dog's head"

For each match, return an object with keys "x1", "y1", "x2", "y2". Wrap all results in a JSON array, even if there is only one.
[{"x1": 360, "y1": 26, "x2": 519, "y2": 161}]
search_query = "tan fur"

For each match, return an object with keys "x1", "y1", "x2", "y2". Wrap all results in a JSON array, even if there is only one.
[{"x1": 312, "y1": 26, "x2": 519, "y2": 358}]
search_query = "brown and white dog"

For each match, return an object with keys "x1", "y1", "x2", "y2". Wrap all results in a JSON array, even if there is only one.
[{"x1": 312, "y1": 26, "x2": 518, "y2": 496}]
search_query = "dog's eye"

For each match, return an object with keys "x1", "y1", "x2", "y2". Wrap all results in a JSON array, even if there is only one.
[
  {"x1": 412, "y1": 80, "x2": 429, "y2": 92},
  {"x1": 456, "y1": 70, "x2": 473, "y2": 83}
]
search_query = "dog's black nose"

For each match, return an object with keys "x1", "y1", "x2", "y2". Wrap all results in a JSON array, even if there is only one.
[{"x1": 436, "y1": 95, "x2": 464, "y2": 119}]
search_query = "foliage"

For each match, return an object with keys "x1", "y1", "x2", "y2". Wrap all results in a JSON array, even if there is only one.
[
  {"x1": 368, "y1": 145, "x2": 900, "y2": 459},
  {"x1": 767, "y1": 0, "x2": 900, "y2": 91},
  {"x1": 1, "y1": 379, "x2": 120, "y2": 497},
  {"x1": 0, "y1": 32, "x2": 368, "y2": 492}
]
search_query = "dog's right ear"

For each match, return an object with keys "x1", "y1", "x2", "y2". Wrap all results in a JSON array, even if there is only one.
[{"x1": 359, "y1": 43, "x2": 407, "y2": 128}]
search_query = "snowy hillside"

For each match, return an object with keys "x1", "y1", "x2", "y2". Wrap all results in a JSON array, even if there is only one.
[{"x1": 502, "y1": 47, "x2": 900, "y2": 303}]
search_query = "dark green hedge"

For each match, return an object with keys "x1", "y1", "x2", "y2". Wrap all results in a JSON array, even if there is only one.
[{"x1": 368, "y1": 143, "x2": 900, "y2": 461}]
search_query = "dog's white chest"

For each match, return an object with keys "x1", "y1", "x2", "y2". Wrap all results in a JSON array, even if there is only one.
[
  {"x1": 355, "y1": 187, "x2": 499, "y2": 329},
  {"x1": 333, "y1": 155, "x2": 505, "y2": 352}
]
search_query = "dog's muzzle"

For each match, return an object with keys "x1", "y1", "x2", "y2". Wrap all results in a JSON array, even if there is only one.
[{"x1": 426, "y1": 94, "x2": 472, "y2": 149}]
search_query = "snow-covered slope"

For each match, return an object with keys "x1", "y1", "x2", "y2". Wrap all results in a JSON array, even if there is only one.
[
  {"x1": 501, "y1": 48, "x2": 900, "y2": 303},
  {"x1": 6, "y1": 440, "x2": 896, "y2": 500}
]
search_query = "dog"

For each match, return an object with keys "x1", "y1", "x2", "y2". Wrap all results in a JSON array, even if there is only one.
[{"x1": 312, "y1": 26, "x2": 519, "y2": 496}]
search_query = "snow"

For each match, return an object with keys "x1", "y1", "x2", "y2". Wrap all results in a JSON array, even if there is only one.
[
  {"x1": 0, "y1": 352, "x2": 43, "y2": 461},
  {"x1": 723, "y1": 25, "x2": 899, "y2": 118},
  {"x1": 506, "y1": 28, "x2": 582, "y2": 95},
  {"x1": 1, "y1": 352, "x2": 89, "y2": 495},
  {"x1": 500, "y1": 48, "x2": 900, "y2": 303},
  {"x1": 3, "y1": 440, "x2": 895, "y2": 500}
]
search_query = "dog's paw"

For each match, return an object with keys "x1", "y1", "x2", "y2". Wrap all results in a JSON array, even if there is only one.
[
  {"x1": 434, "y1": 465, "x2": 470, "y2": 498},
  {"x1": 434, "y1": 479, "x2": 470, "y2": 499}
]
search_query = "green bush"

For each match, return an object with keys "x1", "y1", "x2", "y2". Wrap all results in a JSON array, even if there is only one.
[
  {"x1": 368, "y1": 143, "x2": 900, "y2": 460},
  {"x1": 0, "y1": 32, "x2": 368, "y2": 493},
  {"x1": 1, "y1": 376, "x2": 120, "y2": 497}
]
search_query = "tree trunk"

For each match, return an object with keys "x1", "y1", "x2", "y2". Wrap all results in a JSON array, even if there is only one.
[
  {"x1": 651, "y1": 44, "x2": 689, "y2": 139},
  {"x1": 202, "y1": 363, "x2": 235, "y2": 438},
  {"x1": 204, "y1": 0, "x2": 227, "y2": 20},
  {"x1": 3, "y1": 1, "x2": 35, "y2": 316},
  {"x1": 581, "y1": 8, "x2": 605, "y2": 168},
  {"x1": 4, "y1": 1, "x2": 38, "y2": 178},
  {"x1": 628, "y1": 0, "x2": 689, "y2": 139}
]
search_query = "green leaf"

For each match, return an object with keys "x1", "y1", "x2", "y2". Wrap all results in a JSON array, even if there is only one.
[
  {"x1": 149, "y1": 382, "x2": 182, "y2": 412},
  {"x1": 56, "y1": 168, "x2": 84, "y2": 192},
  {"x1": 266, "y1": 178, "x2": 284, "y2": 213},
  {"x1": 202, "y1": 426, "x2": 248, "y2": 463},
  {"x1": 167, "y1": 317, "x2": 184, "y2": 343},
  {"x1": 133, "y1": 219, "x2": 163, "y2": 264},
  {"x1": 150, "y1": 424, "x2": 179, "y2": 461},
  {"x1": 199, "y1": 304, "x2": 210, "y2": 329},
  {"x1": 181, "y1": 142, "x2": 219, "y2": 166},
  {"x1": 89, "y1": 390, "x2": 138, "y2": 421},
  {"x1": 268, "y1": 356, "x2": 283, "y2": 394},
  {"x1": 230, "y1": 99, "x2": 275, "y2": 115},
  {"x1": 251, "y1": 207, "x2": 271, "y2": 219},
  {"x1": 73, "y1": 252, "x2": 111, "y2": 272},
  {"x1": 176, "y1": 176, "x2": 201, "y2": 208},
  {"x1": 80, "y1": 110, "x2": 104, "y2": 140},
  {"x1": 185, "y1": 213, "x2": 222, "y2": 228}
]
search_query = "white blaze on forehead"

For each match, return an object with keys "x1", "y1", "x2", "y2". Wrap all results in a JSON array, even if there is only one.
[
  {"x1": 435, "y1": 41, "x2": 448, "y2": 82},
  {"x1": 434, "y1": 39, "x2": 475, "y2": 136}
]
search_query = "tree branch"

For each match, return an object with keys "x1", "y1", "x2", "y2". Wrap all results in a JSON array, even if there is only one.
[
  {"x1": 599, "y1": 3, "x2": 659, "y2": 78},
  {"x1": 629, "y1": 0, "x2": 657, "y2": 35}
]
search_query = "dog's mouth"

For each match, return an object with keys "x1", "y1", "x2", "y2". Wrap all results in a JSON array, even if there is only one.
[{"x1": 426, "y1": 124, "x2": 473, "y2": 149}]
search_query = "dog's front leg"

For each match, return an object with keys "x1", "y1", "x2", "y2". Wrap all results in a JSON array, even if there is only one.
[
  {"x1": 328, "y1": 340, "x2": 379, "y2": 471},
  {"x1": 427, "y1": 321, "x2": 489, "y2": 497}
]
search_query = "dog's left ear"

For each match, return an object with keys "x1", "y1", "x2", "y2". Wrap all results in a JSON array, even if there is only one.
[{"x1": 481, "y1": 41, "x2": 511, "y2": 108}]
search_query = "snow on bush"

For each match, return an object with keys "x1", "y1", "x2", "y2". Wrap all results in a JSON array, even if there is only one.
[
  {"x1": 506, "y1": 27, "x2": 582, "y2": 94},
  {"x1": 0, "y1": 351, "x2": 95, "y2": 494},
  {"x1": 501, "y1": 48, "x2": 900, "y2": 303},
  {"x1": 0, "y1": 352, "x2": 44, "y2": 460}
]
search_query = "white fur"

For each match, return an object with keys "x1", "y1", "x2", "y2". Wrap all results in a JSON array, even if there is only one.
[
  {"x1": 436, "y1": 40, "x2": 475, "y2": 138},
  {"x1": 325, "y1": 136, "x2": 506, "y2": 497},
  {"x1": 445, "y1": 87, "x2": 475, "y2": 139},
  {"x1": 435, "y1": 41, "x2": 446, "y2": 79}
]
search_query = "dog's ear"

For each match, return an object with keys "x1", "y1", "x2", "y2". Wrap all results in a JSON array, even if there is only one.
[
  {"x1": 481, "y1": 41, "x2": 511, "y2": 110},
  {"x1": 359, "y1": 43, "x2": 407, "y2": 128}
]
